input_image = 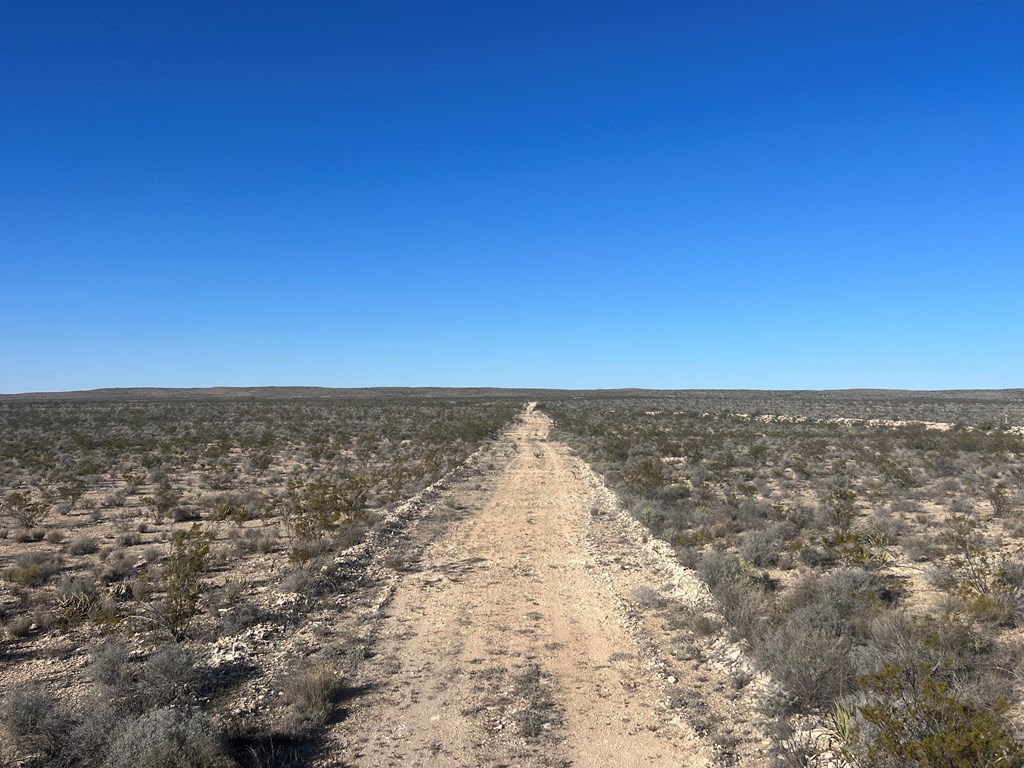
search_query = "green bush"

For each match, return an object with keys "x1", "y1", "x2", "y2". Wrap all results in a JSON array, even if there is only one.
[
  {"x1": 622, "y1": 458, "x2": 668, "y2": 497},
  {"x1": 855, "y1": 667, "x2": 1022, "y2": 768},
  {"x1": 160, "y1": 524, "x2": 212, "y2": 639},
  {"x1": 847, "y1": 613, "x2": 1023, "y2": 767},
  {"x1": 282, "y1": 477, "x2": 369, "y2": 564}
]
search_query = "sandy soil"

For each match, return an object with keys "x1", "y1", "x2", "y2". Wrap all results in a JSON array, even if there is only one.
[{"x1": 329, "y1": 407, "x2": 773, "y2": 767}]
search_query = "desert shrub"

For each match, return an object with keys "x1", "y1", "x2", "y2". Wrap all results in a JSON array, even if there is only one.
[
  {"x1": 758, "y1": 570, "x2": 892, "y2": 711},
  {"x1": 903, "y1": 532, "x2": 942, "y2": 562},
  {"x1": 622, "y1": 457, "x2": 668, "y2": 497},
  {"x1": 102, "y1": 706, "x2": 235, "y2": 768},
  {"x1": 158, "y1": 524, "x2": 211, "y2": 639},
  {"x1": 3, "y1": 551, "x2": 62, "y2": 586},
  {"x1": 0, "y1": 683, "x2": 74, "y2": 761},
  {"x1": 140, "y1": 644, "x2": 198, "y2": 708},
  {"x1": 853, "y1": 667, "x2": 1022, "y2": 768},
  {"x1": 739, "y1": 524, "x2": 789, "y2": 567},
  {"x1": 171, "y1": 506, "x2": 201, "y2": 523},
  {"x1": 984, "y1": 483, "x2": 1014, "y2": 517},
  {"x1": 104, "y1": 489, "x2": 128, "y2": 508},
  {"x1": 55, "y1": 574, "x2": 99, "y2": 624},
  {"x1": 281, "y1": 663, "x2": 342, "y2": 735},
  {"x1": 254, "y1": 528, "x2": 279, "y2": 553},
  {"x1": 148, "y1": 483, "x2": 181, "y2": 524},
  {"x1": 57, "y1": 478, "x2": 88, "y2": 510},
  {"x1": 823, "y1": 484, "x2": 858, "y2": 530},
  {"x1": 860, "y1": 613, "x2": 1004, "y2": 705},
  {"x1": 4, "y1": 491, "x2": 46, "y2": 528},
  {"x1": 865, "y1": 510, "x2": 907, "y2": 545},
  {"x1": 14, "y1": 527, "x2": 46, "y2": 542},
  {"x1": 218, "y1": 600, "x2": 265, "y2": 635},
  {"x1": 630, "y1": 585, "x2": 668, "y2": 610},
  {"x1": 68, "y1": 534, "x2": 100, "y2": 554},
  {"x1": 658, "y1": 482, "x2": 691, "y2": 503},
  {"x1": 734, "y1": 498, "x2": 774, "y2": 528},
  {"x1": 281, "y1": 477, "x2": 371, "y2": 563},
  {"x1": 64, "y1": 693, "x2": 129, "y2": 767},
  {"x1": 100, "y1": 548, "x2": 136, "y2": 583},
  {"x1": 698, "y1": 551, "x2": 770, "y2": 640},
  {"x1": 210, "y1": 494, "x2": 252, "y2": 524},
  {"x1": 118, "y1": 531, "x2": 143, "y2": 547},
  {"x1": 787, "y1": 568, "x2": 896, "y2": 635},
  {"x1": 45, "y1": 528, "x2": 65, "y2": 544},
  {"x1": 761, "y1": 621, "x2": 854, "y2": 712},
  {"x1": 89, "y1": 636, "x2": 133, "y2": 689},
  {"x1": 6, "y1": 614, "x2": 34, "y2": 637},
  {"x1": 699, "y1": 550, "x2": 755, "y2": 592},
  {"x1": 675, "y1": 606, "x2": 723, "y2": 637},
  {"x1": 941, "y1": 514, "x2": 1023, "y2": 625}
]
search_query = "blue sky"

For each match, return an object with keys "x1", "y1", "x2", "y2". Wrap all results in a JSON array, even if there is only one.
[{"x1": 2, "y1": 2, "x2": 1022, "y2": 392}]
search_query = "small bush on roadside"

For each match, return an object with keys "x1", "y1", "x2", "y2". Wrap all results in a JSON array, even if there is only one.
[
  {"x1": 852, "y1": 666, "x2": 1023, "y2": 768},
  {"x1": 281, "y1": 663, "x2": 342, "y2": 735},
  {"x1": 102, "y1": 706, "x2": 235, "y2": 768},
  {"x1": 760, "y1": 621, "x2": 854, "y2": 712}
]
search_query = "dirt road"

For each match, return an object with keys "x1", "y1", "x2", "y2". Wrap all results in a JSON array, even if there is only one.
[{"x1": 332, "y1": 406, "x2": 772, "y2": 767}]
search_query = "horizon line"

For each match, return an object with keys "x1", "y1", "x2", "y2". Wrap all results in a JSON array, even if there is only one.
[{"x1": 3, "y1": 384, "x2": 1023, "y2": 400}]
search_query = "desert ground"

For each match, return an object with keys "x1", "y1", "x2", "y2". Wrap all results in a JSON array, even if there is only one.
[{"x1": 2, "y1": 389, "x2": 1024, "y2": 767}]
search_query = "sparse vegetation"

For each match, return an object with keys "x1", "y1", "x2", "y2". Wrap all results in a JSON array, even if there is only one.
[
  {"x1": 0, "y1": 392, "x2": 518, "y2": 767},
  {"x1": 541, "y1": 390, "x2": 1024, "y2": 764},
  {"x1": 3, "y1": 389, "x2": 1023, "y2": 765}
]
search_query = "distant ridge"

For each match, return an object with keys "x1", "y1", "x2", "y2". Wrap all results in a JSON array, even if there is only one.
[
  {"x1": 1, "y1": 386, "x2": 1022, "y2": 402},
  {"x1": 0, "y1": 386, "x2": 544, "y2": 401}
]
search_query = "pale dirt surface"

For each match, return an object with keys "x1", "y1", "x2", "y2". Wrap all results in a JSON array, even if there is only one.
[{"x1": 327, "y1": 407, "x2": 773, "y2": 768}]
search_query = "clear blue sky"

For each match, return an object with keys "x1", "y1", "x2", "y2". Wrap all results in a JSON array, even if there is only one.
[{"x1": 2, "y1": 2, "x2": 1022, "y2": 392}]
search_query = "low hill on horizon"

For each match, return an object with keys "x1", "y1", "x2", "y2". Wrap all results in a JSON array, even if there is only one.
[{"x1": 2, "y1": 386, "x2": 1022, "y2": 402}]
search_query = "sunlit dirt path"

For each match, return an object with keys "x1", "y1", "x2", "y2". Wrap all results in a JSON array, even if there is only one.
[{"x1": 329, "y1": 406, "x2": 770, "y2": 768}]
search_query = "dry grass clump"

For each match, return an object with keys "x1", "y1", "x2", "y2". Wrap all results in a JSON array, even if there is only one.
[
  {"x1": 0, "y1": 683, "x2": 74, "y2": 762},
  {"x1": 277, "y1": 661, "x2": 344, "y2": 738},
  {"x1": 67, "y1": 534, "x2": 100, "y2": 554}
]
